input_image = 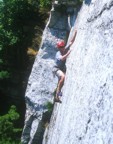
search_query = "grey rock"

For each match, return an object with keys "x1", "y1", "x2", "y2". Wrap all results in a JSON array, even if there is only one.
[
  {"x1": 22, "y1": 0, "x2": 113, "y2": 143},
  {"x1": 21, "y1": 2, "x2": 76, "y2": 143},
  {"x1": 43, "y1": 0, "x2": 113, "y2": 144}
]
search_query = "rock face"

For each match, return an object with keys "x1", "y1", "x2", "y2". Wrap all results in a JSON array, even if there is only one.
[
  {"x1": 21, "y1": 1, "x2": 77, "y2": 143},
  {"x1": 22, "y1": 0, "x2": 113, "y2": 144},
  {"x1": 43, "y1": 0, "x2": 113, "y2": 144}
]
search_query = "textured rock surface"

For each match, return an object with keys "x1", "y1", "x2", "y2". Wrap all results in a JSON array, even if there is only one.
[
  {"x1": 22, "y1": 0, "x2": 113, "y2": 143},
  {"x1": 43, "y1": 0, "x2": 113, "y2": 144},
  {"x1": 21, "y1": 1, "x2": 77, "y2": 143}
]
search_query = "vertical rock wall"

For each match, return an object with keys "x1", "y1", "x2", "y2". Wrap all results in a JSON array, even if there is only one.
[
  {"x1": 43, "y1": 0, "x2": 113, "y2": 144},
  {"x1": 21, "y1": 1, "x2": 77, "y2": 143}
]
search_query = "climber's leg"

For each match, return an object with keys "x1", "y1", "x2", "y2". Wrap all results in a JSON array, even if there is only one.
[{"x1": 55, "y1": 70, "x2": 65, "y2": 103}]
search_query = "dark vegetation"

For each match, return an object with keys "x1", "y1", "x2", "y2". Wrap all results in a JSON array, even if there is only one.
[{"x1": 0, "y1": 0, "x2": 52, "y2": 143}]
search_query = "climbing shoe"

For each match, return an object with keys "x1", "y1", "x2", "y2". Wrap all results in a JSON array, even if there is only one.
[
  {"x1": 54, "y1": 97, "x2": 62, "y2": 103},
  {"x1": 58, "y1": 92, "x2": 62, "y2": 97}
]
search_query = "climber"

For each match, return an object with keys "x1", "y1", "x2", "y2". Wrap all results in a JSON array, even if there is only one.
[{"x1": 54, "y1": 29, "x2": 77, "y2": 103}]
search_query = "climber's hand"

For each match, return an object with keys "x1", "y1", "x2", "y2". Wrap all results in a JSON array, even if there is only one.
[{"x1": 70, "y1": 46, "x2": 73, "y2": 51}]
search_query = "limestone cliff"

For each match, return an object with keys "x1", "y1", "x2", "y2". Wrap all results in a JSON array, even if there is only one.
[
  {"x1": 43, "y1": 0, "x2": 113, "y2": 144},
  {"x1": 21, "y1": 0, "x2": 77, "y2": 143},
  {"x1": 22, "y1": 0, "x2": 113, "y2": 144}
]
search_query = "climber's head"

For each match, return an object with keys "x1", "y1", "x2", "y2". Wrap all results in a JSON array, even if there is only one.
[{"x1": 57, "y1": 40, "x2": 65, "y2": 49}]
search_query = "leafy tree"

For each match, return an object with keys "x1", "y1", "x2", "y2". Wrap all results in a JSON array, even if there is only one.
[
  {"x1": 39, "y1": 0, "x2": 52, "y2": 9},
  {"x1": 0, "y1": 105, "x2": 22, "y2": 144},
  {"x1": 0, "y1": 0, "x2": 38, "y2": 70}
]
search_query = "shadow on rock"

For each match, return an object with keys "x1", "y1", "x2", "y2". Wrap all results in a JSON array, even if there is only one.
[{"x1": 85, "y1": 0, "x2": 92, "y2": 5}]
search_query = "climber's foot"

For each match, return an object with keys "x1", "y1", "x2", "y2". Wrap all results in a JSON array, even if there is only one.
[
  {"x1": 58, "y1": 92, "x2": 62, "y2": 97},
  {"x1": 54, "y1": 96, "x2": 62, "y2": 103}
]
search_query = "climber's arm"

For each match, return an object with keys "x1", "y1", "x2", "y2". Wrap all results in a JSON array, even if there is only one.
[
  {"x1": 61, "y1": 49, "x2": 71, "y2": 61},
  {"x1": 60, "y1": 30, "x2": 77, "y2": 61},
  {"x1": 65, "y1": 29, "x2": 77, "y2": 49},
  {"x1": 70, "y1": 29, "x2": 77, "y2": 44}
]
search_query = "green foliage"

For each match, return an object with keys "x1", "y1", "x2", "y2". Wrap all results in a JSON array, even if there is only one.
[
  {"x1": 0, "y1": 0, "x2": 34, "y2": 45},
  {"x1": 39, "y1": 0, "x2": 52, "y2": 9},
  {"x1": 0, "y1": 0, "x2": 42, "y2": 77},
  {"x1": 42, "y1": 102, "x2": 54, "y2": 124},
  {"x1": 0, "y1": 105, "x2": 21, "y2": 144},
  {"x1": 46, "y1": 102, "x2": 54, "y2": 113},
  {"x1": 77, "y1": 0, "x2": 84, "y2": 4},
  {"x1": 0, "y1": 71, "x2": 10, "y2": 79},
  {"x1": 0, "y1": 59, "x2": 3, "y2": 64}
]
